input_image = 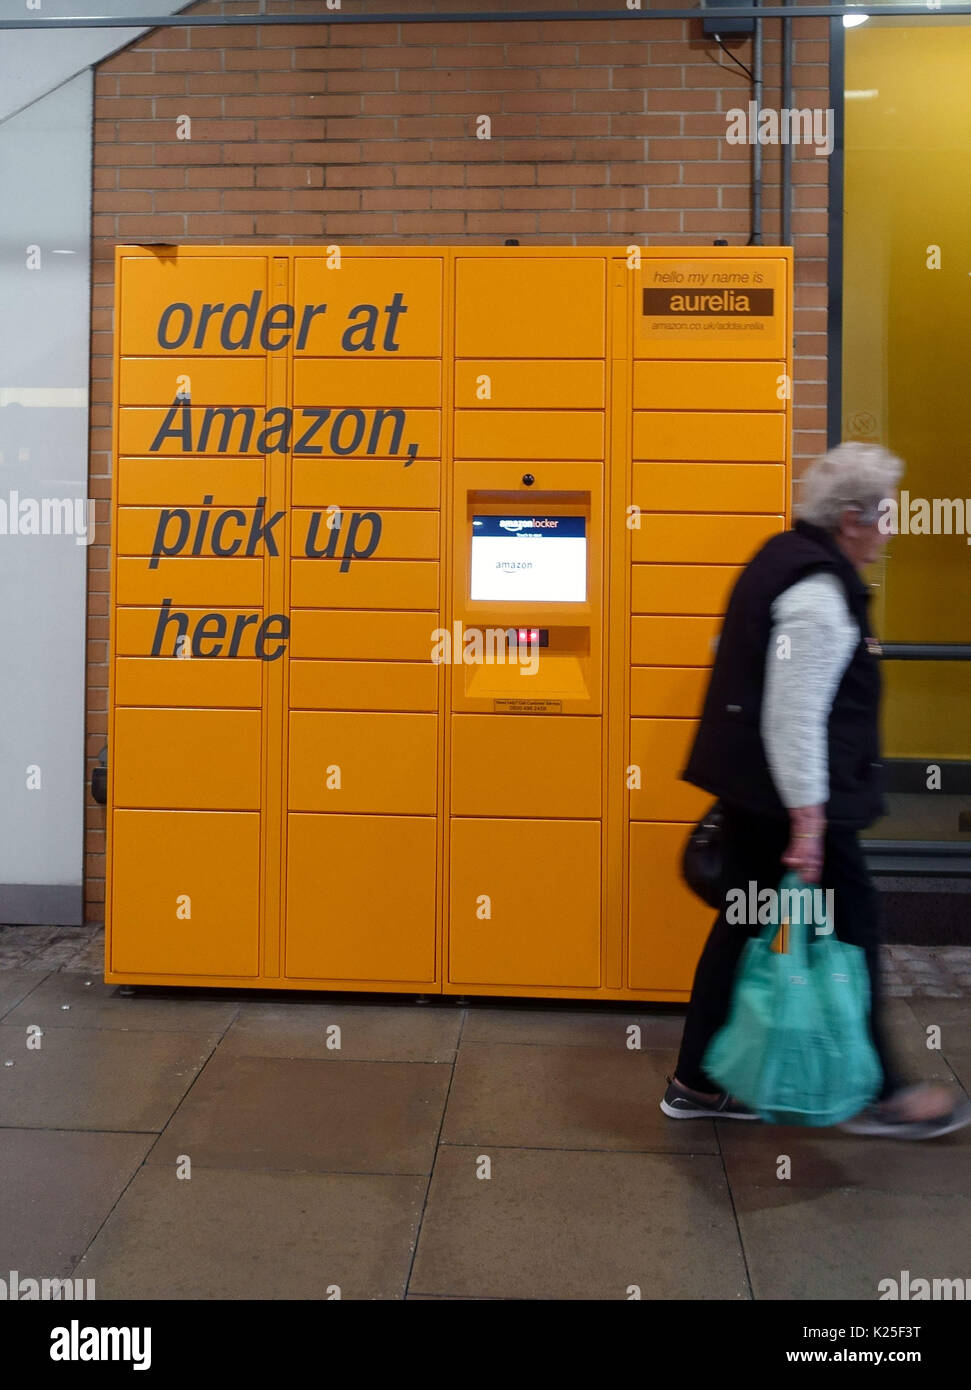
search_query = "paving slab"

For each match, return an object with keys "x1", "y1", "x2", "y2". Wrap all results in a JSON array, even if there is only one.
[
  {"x1": 0, "y1": 968, "x2": 44, "y2": 1021},
  {"x1": 734, "y1": 1186, "x2": 971, "y2": 1301},
  {"x1": 149, "y1": 1053, "x2": 451, "y2": 1175},
  {"x1": 220, "y1": 999, "x2": 461, "y2": 1062},
  {"x1": 0, "y1": 1129, "x2": 151, "y2": 1277},
  {"x1": 442, "y1": 1041, "x2": 718, "y2": 1153},
  {"x1": 462, "y1": 1003, "x2": 686, "y2": 1051},
  {"x1": 75, "y1": 1165, "x2": 425, "y2": 1300},
  {"x1": 0, "y1": 1024, "x2": 218, "y2": 1131},
  {"x1": 410, "y1": 1145, "x2": 748, "y2": 1300},
  {"x1": 719, "y1": 1118, "x2": 971, "y2": 1196},
  {"x1": 3, "y1": 971, "x2": 240, "y2": 1034}
]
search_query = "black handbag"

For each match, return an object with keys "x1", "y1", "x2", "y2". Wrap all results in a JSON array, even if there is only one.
[{"x1": 681, "y1": 800, "x2": 726, "y2": 909}]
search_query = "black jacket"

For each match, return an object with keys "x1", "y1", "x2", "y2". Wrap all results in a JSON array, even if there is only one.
[{"x1": 682, "y1": 519, "x2": 885, "y2": 828}]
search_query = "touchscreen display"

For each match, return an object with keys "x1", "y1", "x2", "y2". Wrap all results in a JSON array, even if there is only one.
[{"x1": 470, "y1": 515, "x2": 587, "y2": 602}]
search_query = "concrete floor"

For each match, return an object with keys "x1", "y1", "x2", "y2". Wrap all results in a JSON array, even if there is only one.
[{"x1": 1, "y1": 925, "x2": 969, "y2": 1301}]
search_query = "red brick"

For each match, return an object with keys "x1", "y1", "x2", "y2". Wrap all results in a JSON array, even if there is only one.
[
  {"x1": 291, "y1": 190, "x2": 361, "y2": 212},
  {"x1": 502, "y1": 92, "x2": 574, "y2": 114},
  {"x1": 188, "y1": 166, "x2": 255, "y2": 187},
  {"x1": 154, "y1": 96, "x2": 224, "y2": 118},
  {"x1": 257, "y1": 117, "x2": 327, "y2": 140},
  {"x1": 467, "y1": 212, "x2": 538, "y2": 234},
  {"x1": 257, "y1": 165, "x2": 322, "y2": 188},
  {"x1": 324, "y1": 71, "x2": 396, "y2": 93},
  {"x1": 117, "y1": 214, "x2": 186, "y2": 237},
  {"x1": 506, "y1": 44, "x2": 577, "y2": 68},
  {"x1": 611, "y1": 162, "x2": 682, "y2": 185},
  {"x1": 259, "y1": 22, "x2": 346, "y2": 48},
  {"x1": 153, "y1": 141, "x2": 225, "y2": 165},
  {"x1": 432, "y1": 188, "x2": 504, "y2": 211},
  {"x1": 504, "y1": 188, "x2": 572, "y2": 211},
  {"x1": 360, "y1": 141, "x2": 432, "y2": 164},
  {"x1": 103, "y1": 97, "x2": 155, "y2": 118},
  {"x1": 223, "y1": 141, "x2": 293, "y2": 164},
  {"x1": 294, "y1": 95, "x2": 360, "y2": 117},
  {"x1": 101, "y1": 52, "x2": 153, "y2": 74},
  {"x1": 608, "y1": 211, "x2": 684, "y2": 235},
  {"x1": 225, "y1": 95, "x2": 293, "y2": 118},
  {"x1": 363, "y1": 94, "x2": 432, "y2": 116},
  {"x1": 253, "y1": 213, "x2": 324, "y2": 235},
  {"x1": 576, "y1": 188, "x2": 645, "y2": 210},
  {"x1": 466, "y1": 67, "x2": 542, "y2": 93},
  {"x1": 186, "y1": 214, "x2": 257, "y2": 235},
  {"x1": 539, "y1": 67, "x2": 609, "y2": 91},
  {"x1": 96, "y1": 192, "x2": 154, "y2": 213},
  {"x1": 220, "y1": 189, "x2": 286, "y2": 211},
  {"x1": 394, "y1": 213, "x2": 468, "y2": 235},
  {"x1": 119, "y1": 75, "x2": 187, "y2": 96},
  {"x1": 325, "y1": 165, "x2": 393, "y2": 187},
  {"x1": 294, "y1": 47, "x2": 364, "y2": 72},
  {"x1": 189, "y1": 25, "x2": 259, "y2": 49},
  {"x1": 578, "y1": 43, "x2": 652, "y2": 66},
  {"x1": 362, "y1": 188, "x2": 433, "y2": 212},
  {"x1": 537, "y1": 164, "x2": 605, "y2": 186},
  {"x1": 154, "y1": 51, "x2": 222, "y2": 73},
  {"x1": 329, "y1": 21, "x2": 402, "y2": 47},
  {"x1": 536, "y1": 115, "x2": 609, "y2": 137},
  {"x1": 646, "y1": 88, "x2": 718, "y2": 112},
  {"x1": 323, "y1": 117, "x2": 396, "y2": 139},
  {"x1": 399, "y1": 70, "x2": 467, "y2": 93},
  {"x1": 186, "y1": 73, "x2": 252, "y2": 94},
  {"x1": 433, "y1": 45, "x2": 505, "y2": 67},
  {"x1": 225, "y1": 48, "x2": 292, "y2": 71},
  {"x1": 314, "y1": 213, "x2": 396, "y2": 234}
]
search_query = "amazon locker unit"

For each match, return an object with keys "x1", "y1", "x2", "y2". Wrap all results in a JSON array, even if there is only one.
[{"x1": 106, "y1": 244, "x2": 793, "y2": 1000}]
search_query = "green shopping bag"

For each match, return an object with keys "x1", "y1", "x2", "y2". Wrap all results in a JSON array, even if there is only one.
[{"x1": 702, "y1": 873, "x2": 882, "y2": 1125}]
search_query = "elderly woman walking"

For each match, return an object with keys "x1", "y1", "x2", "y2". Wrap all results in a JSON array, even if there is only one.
[{"x1": 661, "y1": 442, "x2": 970, "y2": 1139}]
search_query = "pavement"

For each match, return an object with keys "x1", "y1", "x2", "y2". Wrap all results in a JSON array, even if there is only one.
[{"x1": 1, "y1": 924, "x2": 968, "y2": 1300}]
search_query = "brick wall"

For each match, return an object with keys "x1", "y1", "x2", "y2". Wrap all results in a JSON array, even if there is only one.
[{"x1": 86, "y1": 0, "x2": 833, "y2": 920}]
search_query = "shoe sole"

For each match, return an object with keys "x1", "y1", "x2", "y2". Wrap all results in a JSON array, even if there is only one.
[
  {"x1": 840, "y1": 1103, "x2": 971, "y2": 1141},
  {"x1": 659, "y1": 1099, "x2": 760, "y2": 1120}
]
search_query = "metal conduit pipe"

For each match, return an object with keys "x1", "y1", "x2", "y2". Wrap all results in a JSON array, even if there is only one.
[
  {"x1": 751, "y1": 0, "x2": 763, "y2": 246},
  {"x1": 782, "y1": 2, "x2": 794, "y2": 247}
]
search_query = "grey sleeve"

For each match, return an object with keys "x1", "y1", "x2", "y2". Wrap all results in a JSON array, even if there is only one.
[{"x1": 760, "y1": 573, "x2": 859, "y2": 809}]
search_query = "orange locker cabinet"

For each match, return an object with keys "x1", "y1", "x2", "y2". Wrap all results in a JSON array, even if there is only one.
[
  {"x1": 286, "y1": 814, "x2": 437, "y2": 985},
  {"x1": 628, "y1": 822, "x2": 716, "y2": 993},
  {"x1": 451, "y1": 715, "x2": 602, "y2": 819},
  {"x1": 106, "y1": 245, "x2": 792, "y2": 1000},
  {"x1": 288, "y1": 712, "x2": 438, "y2": 815},
  {"x1": 110, "y1": 810, "x2": 261, "y2": 978},
  {"x1": 448, "y1": 819, "x2": 602, "y2": 991},
  {"x1": 113, "y1": 708, "x2": 262, "y2": 811}
]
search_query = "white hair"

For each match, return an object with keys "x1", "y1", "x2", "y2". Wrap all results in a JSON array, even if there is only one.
[{"x1": 795, "y1": 441, "x2": 904, "y2": 531}]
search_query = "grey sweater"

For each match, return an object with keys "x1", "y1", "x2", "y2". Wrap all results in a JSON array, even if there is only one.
[{"x1": 760, "y1": 572, "x2": 859, "y2": 809}]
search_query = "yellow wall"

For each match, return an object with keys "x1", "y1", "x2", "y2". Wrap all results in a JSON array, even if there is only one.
[{"x1": 845, "y1": 24, "x2": 971, "y2": 757}]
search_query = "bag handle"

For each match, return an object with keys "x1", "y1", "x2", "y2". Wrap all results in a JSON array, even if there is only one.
[{"x1": 758, "y1": 871, "x2": 823, "y2": 966}]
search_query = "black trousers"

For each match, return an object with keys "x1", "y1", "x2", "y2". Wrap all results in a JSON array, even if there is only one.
[{"x1": 674, "y1": 803, "x2": 904, "y2": 1103}]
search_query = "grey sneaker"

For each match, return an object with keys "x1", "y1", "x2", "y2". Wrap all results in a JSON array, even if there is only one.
[
  {"x1": 660, "y1": 1077, "x2": 759, "y2": 1120},
  {"x1": 841, "y1": 1092, "x2": 971, "y2": 1141}
]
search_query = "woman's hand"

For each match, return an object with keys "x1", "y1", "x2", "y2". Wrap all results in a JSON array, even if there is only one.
[{"x1": 782, "y1": 803, "x2": 826, "y2": 882}]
